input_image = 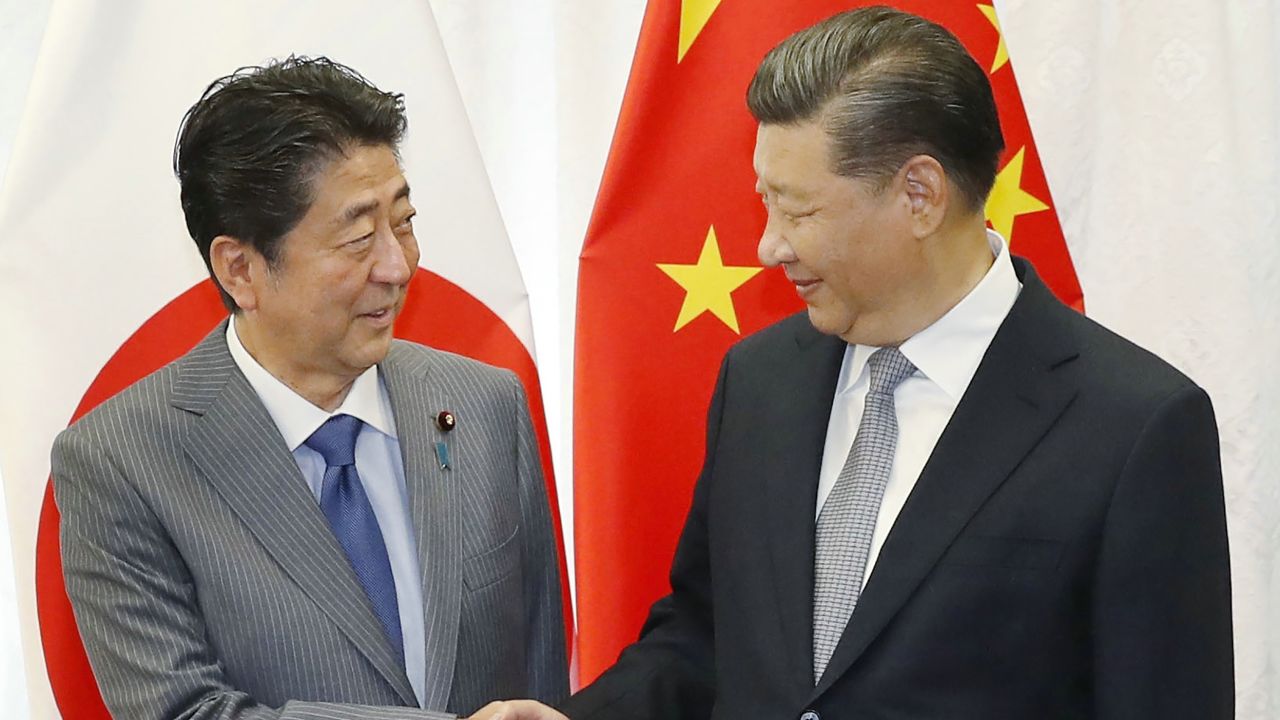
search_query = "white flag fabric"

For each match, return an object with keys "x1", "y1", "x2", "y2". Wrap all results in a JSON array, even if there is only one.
[
  {"x1": 998, "y1": 2, "x2": 1280, "y2": 716},
  {"x1": 0, "y1": 1, "x2": 561, "y2": 717}
]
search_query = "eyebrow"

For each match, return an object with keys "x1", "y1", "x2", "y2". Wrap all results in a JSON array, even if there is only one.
[
  {"x1": 756, "y1": 178, "x2": 806, "y2": 200},
  {"x1": 338, "y1": 181, "x2": 412, "y2": 225}
]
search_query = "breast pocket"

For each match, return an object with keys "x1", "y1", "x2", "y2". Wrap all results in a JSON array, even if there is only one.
[
  {"x1": 462, "y1": 524, "x2": 521, "y2": 591},
  {"x1": 939, "y1": 535, "x2": 1064, "y2": 571},
  {"x1": 456, "y1": 523, "x2": 526, "y2": 704}
]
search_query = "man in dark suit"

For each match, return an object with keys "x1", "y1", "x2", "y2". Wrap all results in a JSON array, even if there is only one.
[
  {"x1": 52, "y1": 57, "x2": 567, "y2": 719},
  {"x1": 558, "y1": 7, "x2": 1234, "y2": 719}
]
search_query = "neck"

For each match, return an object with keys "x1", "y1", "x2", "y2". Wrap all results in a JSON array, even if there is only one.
[
  {"x1": 848, "y1": 217, "x2": 994, "y2": 347},
  {"x1": 922, "y1": 217, "x2": 996, "y2": 323},
  {"x1": 233, "y1": 315, "x2": 356, "y2": 412}
]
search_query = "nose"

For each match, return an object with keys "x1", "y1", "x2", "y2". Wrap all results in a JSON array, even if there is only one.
[
  {"x1": 757, "y1": 211, "x2": 796, "y2": 268},
  {"x1": 370, "y1": 226, "x2": 417, "y2": 285}
]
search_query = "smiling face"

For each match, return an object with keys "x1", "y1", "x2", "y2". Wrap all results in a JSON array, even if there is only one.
[
  {"x1": 754, "y1": 119, "x2": 926, "y2": 346},
  {"x1": 227, "y1": 143, "x2": 419, "y2": 402}
]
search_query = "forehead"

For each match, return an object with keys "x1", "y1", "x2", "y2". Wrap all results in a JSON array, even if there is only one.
[
  {"x1": 752, "y1": 120, "x2": 834, "y2": 195},
  {"x1": 307, "y1": 144, "x2": 409, "y2": 219}
]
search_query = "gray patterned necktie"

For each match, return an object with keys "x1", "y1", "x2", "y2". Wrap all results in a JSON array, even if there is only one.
[{"x1": 812, "y1": 346, "x2": 916, "y2": 682}]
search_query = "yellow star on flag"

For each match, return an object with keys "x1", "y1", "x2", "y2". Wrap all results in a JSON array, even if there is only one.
[
  {"x1": 678, "y1": 0, "x2": 724, "y2": 62},
  {"x1": 985, "y1": 146, "x2": 1050, "y2": 241},
  {"x1": 978, "y1": 4, "x2": 1009, "y2": 73},
  {"x1": 658, "y1": 226, "x2": 762, "y2": 333}
]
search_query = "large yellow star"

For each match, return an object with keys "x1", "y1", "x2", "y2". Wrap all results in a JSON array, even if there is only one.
[
  {"x1": 978, "y1": 5, "x2": 1009, "y2": 73},
  {"x1": 985, "y1": 147, "x2": 1050, "y2": 241},
  {"x1": 678, "y1": 0, "x2": 724, "y2": 62},
  {"x1": 658, "y1": 226, "x2": 762, "y2": 333}
]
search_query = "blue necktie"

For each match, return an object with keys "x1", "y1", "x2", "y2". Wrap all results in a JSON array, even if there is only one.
[{"x1": 304, "y1": 414, "x2": 404, "y2": 665}]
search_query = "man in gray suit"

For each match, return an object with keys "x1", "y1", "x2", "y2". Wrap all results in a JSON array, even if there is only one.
[{"x1": 52, "y1": 57, "x2": 568, "y2": 720}]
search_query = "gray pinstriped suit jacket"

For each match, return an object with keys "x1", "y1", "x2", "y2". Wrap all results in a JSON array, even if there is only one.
[{"x1": 52, "y1": 321, "x2": 568, "y2": 719}]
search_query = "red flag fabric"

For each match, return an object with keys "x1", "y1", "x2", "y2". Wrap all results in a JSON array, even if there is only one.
[{"x1": 573, "y1": 0, "x2": 1082, "y2": 683}]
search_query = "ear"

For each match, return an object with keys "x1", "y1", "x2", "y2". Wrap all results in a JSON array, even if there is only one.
[
  {"x1": 898, "y1": 155, "x2": 948, "y2": 238},
  {"x1": 209, "y1": 235, "x2": 262, "y2": 312}
]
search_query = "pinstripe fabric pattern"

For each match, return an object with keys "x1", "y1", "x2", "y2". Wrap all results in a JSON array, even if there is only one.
[
  {"x1": 51, "y1": 321, "x2": 568, "y2": 719},
  {"x1": 811, "y1": 347, "x2": 915, "y2": 682}
]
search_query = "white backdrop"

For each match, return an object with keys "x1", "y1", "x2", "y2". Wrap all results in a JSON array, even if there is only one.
[
  {"x1": 1, "y1": 1, "x2": 1275, "y2": 717},
  {"x1": 999, "y1": 2, "x2": 1280, "y2": 714}
]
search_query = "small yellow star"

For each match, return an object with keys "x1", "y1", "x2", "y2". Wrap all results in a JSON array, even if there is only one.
[
  {"x1": 985, "y1": 147, "x2": 1050, "y2": 241},
  {"x1": 679, "y1": 0, "x2": 724, "y2": 62},
  {"x1": 978, "y1": 5, "x2": 1009, "y2": 73},
  {"x1": 658, "y1": 226, "x2": 762, "y2": 333}
]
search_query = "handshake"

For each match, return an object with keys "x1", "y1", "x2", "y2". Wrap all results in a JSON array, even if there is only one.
[{"x1": 467, "y1": 700, "x2": 567, "y2": 720}]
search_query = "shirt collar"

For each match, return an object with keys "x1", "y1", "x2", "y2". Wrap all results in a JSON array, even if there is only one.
[
  {"x1": 837, "y1": 229, "x2": 1021, "y2": 399},
  {"x1": 226, "y1": 318, "x2": 398, "y2": 451}
]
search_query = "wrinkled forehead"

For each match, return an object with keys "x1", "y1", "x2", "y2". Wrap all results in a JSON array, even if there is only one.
[
  {"x1": 302, "y1": 144, "x2": 412, "y2": 226},
  {"x1": 752, "y1": 120, "x2": 833, "y2": 194}
]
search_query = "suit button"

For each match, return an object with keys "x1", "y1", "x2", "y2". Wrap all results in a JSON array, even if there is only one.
[{"x1": 800, "y1": 712, "x2": 820, "y2": 720}]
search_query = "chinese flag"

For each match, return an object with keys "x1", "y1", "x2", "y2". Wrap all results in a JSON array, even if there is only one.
[{"x1": 573, "y1": 0, "x2": 1083, "y2": 683}]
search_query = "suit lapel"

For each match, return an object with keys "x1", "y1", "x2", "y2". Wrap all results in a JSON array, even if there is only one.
[
  {"x1": 763, "y1": 319, "x2": 847, "y2": 691},
  {"x1": 380, "y1": 344, "x2": 461, "y2": 711},
  {"x1": 811, "y1": 262, "x2": 1081, "y2": 699},
  {"x1": 175, "y1": 324, "x2": 418, "y2": 706}
]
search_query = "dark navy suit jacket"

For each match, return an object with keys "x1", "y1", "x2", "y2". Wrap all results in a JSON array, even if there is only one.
[{"x1": 562, "y1": 259, "x2": 1233, "y2": 720}]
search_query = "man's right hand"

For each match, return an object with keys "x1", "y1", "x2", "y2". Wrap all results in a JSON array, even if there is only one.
[{"x1": 467, "y1": 700, "x2": 569, "y2": 720}]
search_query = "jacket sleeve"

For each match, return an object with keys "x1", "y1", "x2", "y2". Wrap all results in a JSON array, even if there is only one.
[
  {"x1": 1092, "y1": 384, "x2": 1234, "y2": 719},
  {"x1": 559, "y1": 355, "x2": 731, "y2": 719},
  {"x1": 52, "y1": 425, "x2": 458, "y2": 720},
  {"x1": 510, "y1": 373, "x2": 571, "y2": 704}
]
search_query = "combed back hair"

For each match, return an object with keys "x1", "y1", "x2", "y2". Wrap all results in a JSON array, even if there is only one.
[
  {"x1": 747, "y1": 6, "x2": 1004, "y2": 211},
  {"x1": 173, "y1": 55, "x2": 407, "y2": 311}
]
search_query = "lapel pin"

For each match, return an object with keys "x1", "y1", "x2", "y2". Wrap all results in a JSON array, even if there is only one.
[
  {"x1": 434, "y1": 410, "x2": 455, "y2": 470},
  {"x1": 434, "y1": 440, "x2": 451, "y2": 471}
]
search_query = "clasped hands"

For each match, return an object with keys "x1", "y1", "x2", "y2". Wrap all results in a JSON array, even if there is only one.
[{"x1": 467, "y1": 699, "x2": 568, "y2": 720}]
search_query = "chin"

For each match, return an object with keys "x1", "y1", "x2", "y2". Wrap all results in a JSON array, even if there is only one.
[
  {"x1": 371, "y1": 338, "x2": 395, "y2": 363},
  {"x1": 353, "y1": 336, "x2": 395, "y2": 369},
  {"x1": 805, "y1": 305, "x2": 849, "y2": 338}
]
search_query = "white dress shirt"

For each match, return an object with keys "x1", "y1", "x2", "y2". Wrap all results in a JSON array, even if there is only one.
[
  {"x1": 226, "y1": 319, "x2": 427, "y2": 706},
  {"x1": 815, "y1": 230, "x2": 1021, "y2": 591}
]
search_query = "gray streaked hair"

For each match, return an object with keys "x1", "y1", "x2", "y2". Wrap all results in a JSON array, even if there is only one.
[
  {"x1": 747, "y1": 6, "x2": 1004, "y2": 211},
  {"x1": 175, "y1": 56, "x2": 407, "y2": 312}
]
